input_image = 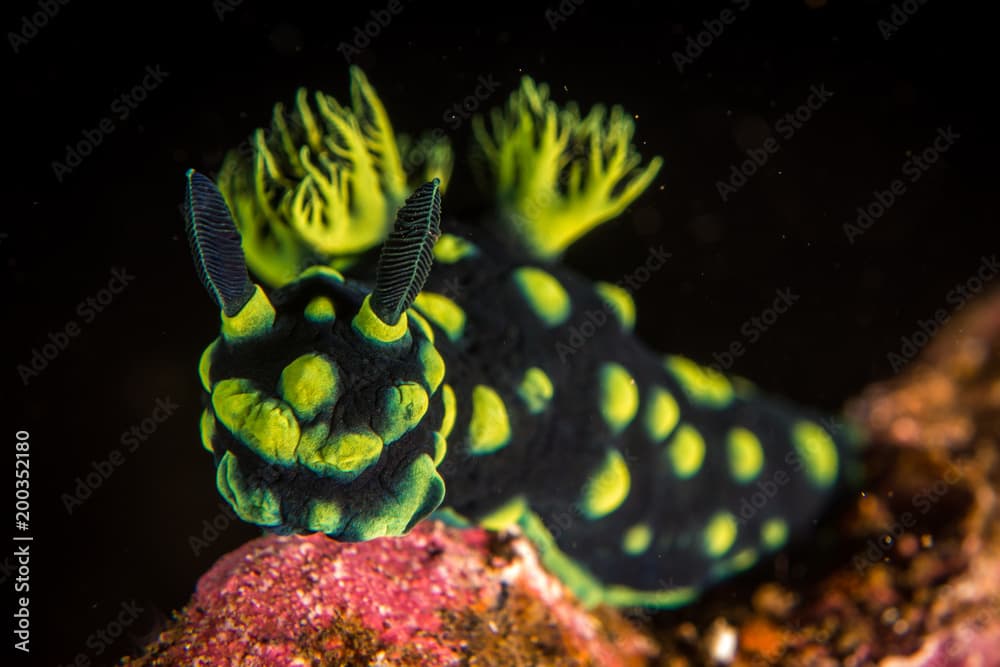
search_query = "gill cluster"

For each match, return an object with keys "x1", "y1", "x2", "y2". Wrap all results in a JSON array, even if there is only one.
[
  {"x1": 472, "y1": 77, "x2": 663, "y2": 259},
  {"x1": 186, "y1": 170, "x2": 450, "y2": 540}
]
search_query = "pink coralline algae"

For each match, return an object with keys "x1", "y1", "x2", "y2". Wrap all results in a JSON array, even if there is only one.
[{"x1": 123, "y1": 520, "x2": 655, "y2": 666}]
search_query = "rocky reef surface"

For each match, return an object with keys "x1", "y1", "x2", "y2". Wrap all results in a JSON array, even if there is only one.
[
  {"x1": 125, "y1": 289, "x2": 1000, "y2": 666},
  {"x1": 121, "y1": 520, "x2": 654, "y2": 666}
]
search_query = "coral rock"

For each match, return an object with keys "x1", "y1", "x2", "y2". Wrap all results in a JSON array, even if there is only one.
[{"x1": 123, "y1": 521, "x2": 655, "y2": 666}]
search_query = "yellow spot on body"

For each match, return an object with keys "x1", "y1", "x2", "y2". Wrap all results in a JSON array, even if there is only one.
[
  {"x1": 622, "y1": 523, "x2": 653, "y2": 555},
  {"x1": 432, "y1": 431, "x2": 447, "y2": 465},
  {"x1": 407, "y1": 309, "x2": 435, "y2": 343},
  {"x1": 304, "y1": 296, "x2": 336, "y2": 323},
  {"x1": 727, "y1": 427, "x2": 764, "y2": 483},
  {"x1": 198, "y1": 340, "x2": 217, "y2": 391},
  {"x1": 580, "y1": 449, "x2": 631, "y2": 519},
  {"x1": 221, "y1": 285, "x2": 275, "y2": 342},
  {"x1": 433, "y1": 233, "x2": 478, "y2": 263},
  {"x1": 216, "y1": 451, "x2": 282, "y2": 526},
  {"x1": 307, "y1": 499, "x2": 345, "y2": 534},
  {"x1": 511, "y1": 266, "x2": 571, "y2": 327},
  {"x1": 664, "y1": 355, "x2": 733, "y2": 407},
  {"x1": 792, "y1": 420, "x2": 839, "y2": 488},
  {"x1": 761, "y1": 518, "x2": 789, "y2": 550},
  {"x1": 352, "y1": 294, "x2": 409, "y2": 343},
  {"x1": 313, "y1": 429, "x2": 383, "y2": 481},
  {"x1": 439, "y1": 384, "x2": 457, "y2": 438},
  {"x1": 517, "y1": 366, "x2": 554, "y2": 414},
  {"x1": 599, "y1": 363, "x2": 639, "y2": 435},
  {"x1": 665, "y1": 424, "x2": 705, "y2": 478},
  {"x1": 644, "y1": 386, "x2": 680, "y2": 442},
  {"x1": 733, "y1": 376, "x2": 756, "y2": 396},
  {"x1": 479, "y1": 495, "x2": 527, "y2": 530},
  {"x1": 703, "y1": 511, "x2": 738, "y2": 557},
  {"x1": 212, "y1": 379, "x2": 300, "y2": 465},
  {"x1": 297, "y1": 265, "x2": 346, "y2": 283},
  {"x1": 278, "y1": 354, "x2": 340, "y2": 421},
  {"x1": 467, "y1": 385, "x2": 512, "y2": 454},
  {"x1": 199, "y1": 409, "x2": 216, "y2": 453},
  {"x1": 375, "y1": 382, "x2": 429, "y2": 444},
  {"x1": 413, "y1": 291, "x2": 466, "y2": 342},
  {"x1": 594, "y1": 281, "x2": 636, "y2": 331},
  {"x1": 719, "y1": 547, "x2": 758, "y2": 575},
  {"x1": 419, "y1": 340, "x2": 445, "y2": 394}
]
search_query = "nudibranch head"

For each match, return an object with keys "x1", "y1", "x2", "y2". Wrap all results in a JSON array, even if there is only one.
[{"x1": 187, "y1": 170, "x2": 448, "y2": 540}]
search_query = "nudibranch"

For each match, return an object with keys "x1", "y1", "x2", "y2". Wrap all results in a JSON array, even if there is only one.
[{"x1": 185, "y1": 68, "x2": 862, "y2": 608}]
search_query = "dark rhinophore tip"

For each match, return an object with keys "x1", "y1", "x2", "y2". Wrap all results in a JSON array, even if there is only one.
[
  {"x1": 371, "y1": 178, "x2": 443, "y2": 325},
  {"x1": 184, "y1": 169, "x2": 256, "y2": 317}
]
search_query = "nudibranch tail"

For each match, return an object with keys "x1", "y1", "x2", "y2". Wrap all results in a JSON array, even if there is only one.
[{"x1": 471, "y1": 76, "x2": 664, "y2": 260}]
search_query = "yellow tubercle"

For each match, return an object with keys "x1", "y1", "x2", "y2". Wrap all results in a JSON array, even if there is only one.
[
  {"x1": 512, "y1": 266, "x2": 571, "y2": 327},
  {"x1": 221, "y1": 285, "x2": 275, "y2": 342},
  {"x1": 412, "y1": 291, "x2": 466, "y2": 342},
  {"x1": 598, "y1": 363, "x2": 639, "y2": 435},
  {"x1": 439, "y1": 384, "x2": 457, "y2": 439},
  {"x1": 211, "y1": 378, "x2": 300, "y2": 466},
  {"x1": 198, "y1": 339, "x2": 218, "y2": 392},
  {"x1": 622, "y1": 523, "x2": 653, "y2": 556},
  {"x1": 352, "y1": 294, "x2": 410, "y2": 344},
  {"x1": 517, "y1": 366, "x2": 554, "y2": 414},
  {"x1": 433, "y1": 233, "x2": 478, "y2": 264},
  {"x1": 792, "y1": 420, "x2": 839, "y2": 488},
  {"x1": 467, "y1": 385, "x2": 512, "y2": 454},
  {"x1": 478, "y1": 495, "x2": 528, "y2": 531},
  {"x1": 580, "y1": 449, "x2": 631, "y2": 519},
  {"x1": 665, "y1": 424, "x2": 706, "y2": 479},
  {"x1": 278, "y1": 353, "x2": 341, "y2": 421},
  {"x1": 594, "y1": 282, "x2": 636, "y2": 331},
  {"x1": 664, "y1": 355, "x2": 734, "y2": 408}
]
